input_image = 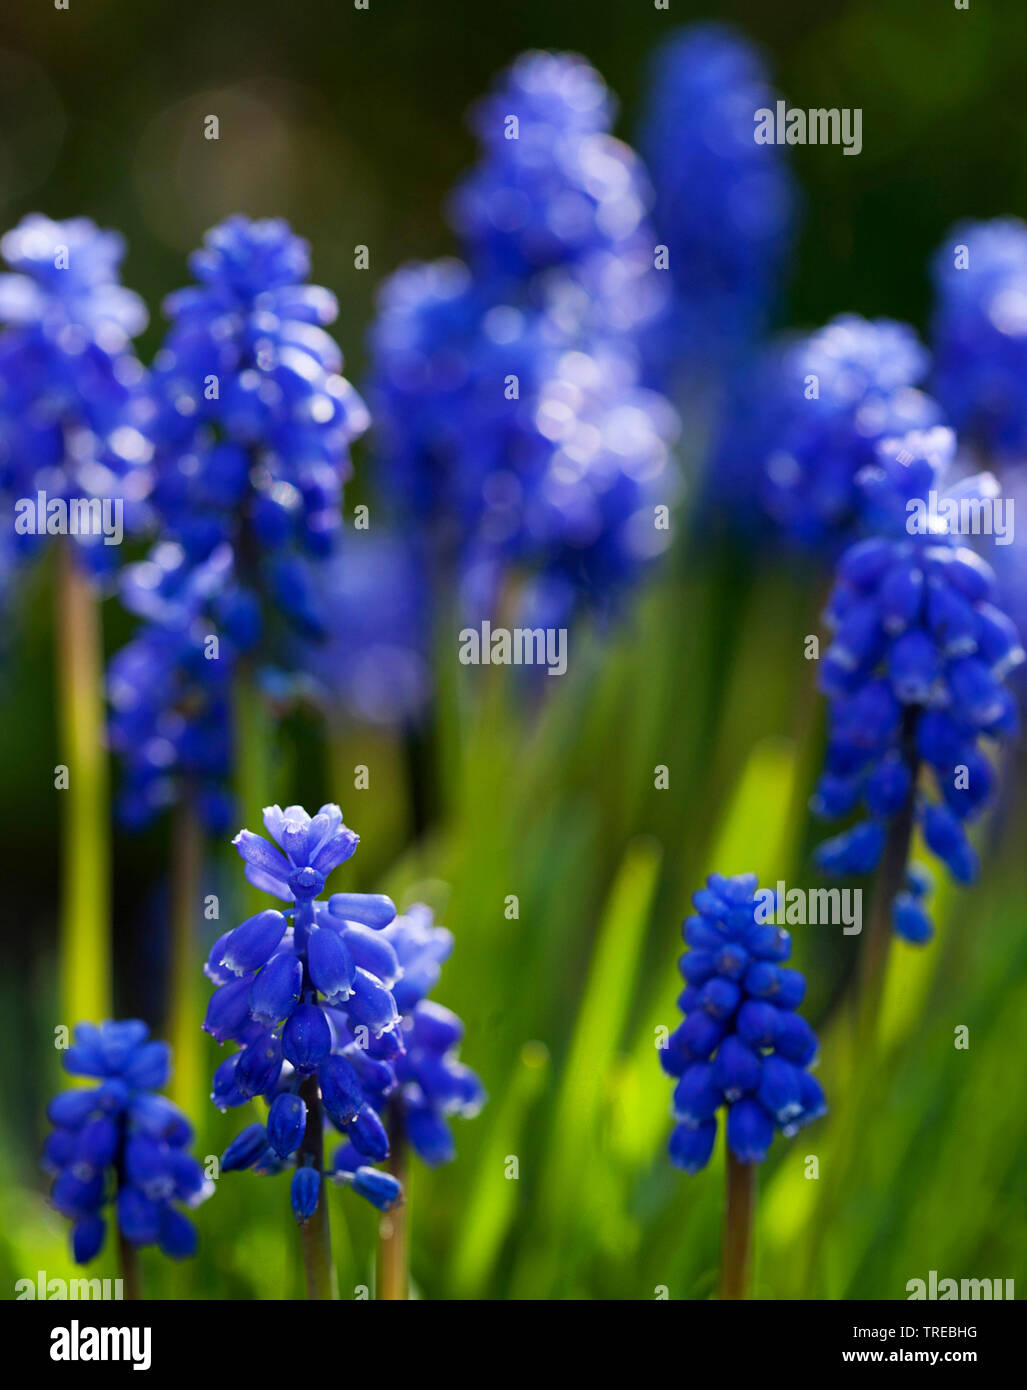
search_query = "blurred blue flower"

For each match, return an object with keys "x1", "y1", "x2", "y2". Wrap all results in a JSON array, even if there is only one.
[
  {"x1": 931, "y1": 218, "x2": 1027, "y2": 459},
  {"x1": 450, "y1": 50, "x2": 663, "y2": 336},
  {"x1": 44, "y1": 1020, "x2": 211, "y2": 1264},
  {"x1": 207, "y1": 804, "x2": 404, "y2": 1219},
  {"x1": 349, "y1": 904, "x2": 486, "y2": 1168},
  {"x1": 0, "y1": 214, "x2": 153, "y2": 573},
  {"x1": 662, "y1": 873, "x2": 825, "y2": 1172},
  {"x1": 638, "y1": 24, "x2": 798, "y2": 385},
  {"x1": 708, "y1": 316, "x2": 942, "y2": 549},
  {"x1": 108, "y1": 543, "x2": 235, "y2": 833},
  {"x1": 812, "y1": 427, "x2": 1024, "y2": 938}
]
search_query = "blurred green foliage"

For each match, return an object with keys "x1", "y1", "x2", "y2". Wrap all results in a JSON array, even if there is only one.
[{"x1": 1, "y1": 0, "x2": 1026, "y2": 1301}]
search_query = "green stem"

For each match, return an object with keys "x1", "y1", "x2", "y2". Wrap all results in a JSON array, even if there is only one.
[
  {"x1": 297, "y1": 1074, "x2": 337, "y2": 1300},
  {"x1": 167, "y1": 800, "x2": 203, "y2": 1113},
  {"x1": 55, "y1": 541, "x2": 111, "y2": 1025},
  {"x1": 117, "y1": 1227, "x2": 142, "y2": 1301},
  {"x1": 720, "y1": 1152, "x2": 756, "y2": 1300},
  {"x1": 377, "y1": 1106, "x2": 409, "y2": 1300}
]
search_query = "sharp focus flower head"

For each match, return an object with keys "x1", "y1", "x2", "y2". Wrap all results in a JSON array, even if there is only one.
[
  {"x1": 44, "y1": 1021, "x2": 211, "y2": 1264},
  {"x1": 812, "y1": 428, "x2": 1024, "y2": 936},
  {"x1": 209, "y1": 806, "x2": 405, "y2": 1219},
  {"x1": 638, "y1": 23, "x2": 798, "y2": 380},
  {"x1": 931, "y1": 217, "x2": 1027, "y2": 458},
  {"x1": 663, "y1": 874, "x2": 825, "y2": 1173}
]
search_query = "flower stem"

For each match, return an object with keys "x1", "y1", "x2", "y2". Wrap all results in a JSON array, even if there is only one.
[
  {"x1": 402, "y1": 712, "x2": 438, "y2": 840},
  {"x1": 55, "y1": 541, "x2": 111, "y2": 1025},
  {"x1": 720, "y1": 1152, "x2": 756, "y2": 1300},
  {"x1": 167, "y1": 800, "x2": 203, "y2": 1113},
  {"x1": 377, "y1": 1105, "x2": 409, "y2": 1300},
  {"x1": 117, "y1": 1228, "x2": 142, "y2": 1301},
  {"x1": 297, "y1": 1074, "x2": 337, "y2": 1300}
]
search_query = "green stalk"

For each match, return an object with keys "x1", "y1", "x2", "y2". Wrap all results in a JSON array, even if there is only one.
[
  {"x1": 720, "y1": 1153, "x2": 756, "y2": 1300},
  {"x1": 377, "y1": 1105, "x2": 409, "y2": 1300},
  {"x1": 117, "y1": 1228, "x2": 142, "y2": 1301},
  {"x1": 55, "y1": 541, "x2": 111, "y2": 1025},
  {"x1": 167, "y1": 800, "x2": 203, "y2": 1113},
  {"x1": 297, "y1": 1074, "x2": 337, "y2": 1300}
]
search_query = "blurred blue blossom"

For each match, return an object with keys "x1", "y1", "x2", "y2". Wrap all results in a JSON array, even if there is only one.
[
  {"x1": 44, "y1": 1020, "x2": 211, "y2": 1264},
  {"x1": 332, "y1": 904, "x2": 485, "y2": 1169},
  {"x1": 812, "y1": 427, "x2": 1024, "y2": 939},
  {"x1": 662, "y1": 872, "x2": 825, "y2": 1172},
  {"x1": 931, "y1": 218, "x2": 1027, "y2": 460},
  {"x1": 0, "y1": 213, "x2": 153, "y2": 573},
  {"x1": 709, "y1": 315, "x2": 942, "y2": 549},
  {"x1": 638, "y1": 24, "x2": 797, "y2": 385},
  {"x1": 207, "y1": 804, "x2": 404, "y2": 1219},
  {"x1": 368, "y1": 52, "x2": 678, "y2": 636}
]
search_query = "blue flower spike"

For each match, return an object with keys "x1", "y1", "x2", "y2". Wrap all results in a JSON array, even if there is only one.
[
  {"x1": 44, "y1": 1021, "x2": 211, "y2": 1272},
  {"x1": 663, "y1": 873, "x2": 826, "y2": 1175},
  {"x1": 208, "y1": 805, "x2": 405, "y2": 1234},
  {"x1": 812, "y1": 427, "x2": 1024, "y2": 940}
]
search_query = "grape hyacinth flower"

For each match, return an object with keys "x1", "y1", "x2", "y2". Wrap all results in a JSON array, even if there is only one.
[
  {"x1": 44, "y1": 1021, "x2": 211, "y2": 1293},
  {"x1": 450, "y1": 50, "x2": 663, "y2": 336},
  {"x1": 708, "y1": 316, "x2": 942, "y2": 551},
  {"x1": 0, "y1": 213, "x2": 153, "y2": 572},
  {"x1": 638, "y1": 24, "x2": 798, "y2": 387},
  {"x1": 931, "y1": 218, "x2": 1027, "y2": 460},
  {"x1": 812, "y1": 427, "x2": 1024, "y2": 945},
  {"x1": 206, "y1": 804, "x2": 402, "y2": 1298},
  {"x1": 329, "y1": 903, "x2": 484, "y2": 1300},
  {"x1": 662, "y1": 872, "x2": 825, "y2": 1299},
  {"x1": 0, "y1": 215, "x2": 153, "y2": 1028}
]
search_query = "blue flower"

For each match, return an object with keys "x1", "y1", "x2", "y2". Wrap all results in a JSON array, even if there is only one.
[
  {"x1": 450, "y1": 51, "x2": 663, "y2": 335},
  {"x1": 323, "y1": 904, "x2": 485, "y2": 1172},
  {"x1": 811, "y1": 428, "x2": 1024, "y2": 937},
  {"x1": 663, "y1": 874, "x2": 825, "y2": 1172},
  {"x1": 931, "y1": 218, "x2": 1027, "y2": 459},
  {"x1": 207, "y1": 805, "x2": 404, "y2": 1219},
  {"x1": 107, "y1": 543, "x2": 235, "y2": 833},
  {"x1": 0, "y1": 214, "x2": 153, "y2": 573},
  {"x1": 44, "y1": 1021, "x2": 211, "y2": 1264},
  {"x1": 708, "y1": 316, "x2": 942, "y2": 549},
  {"x1": 638, "y1": 24, "x2": 798, "y2": 384}
]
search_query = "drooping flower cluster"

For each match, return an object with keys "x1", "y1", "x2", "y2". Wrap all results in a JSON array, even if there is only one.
[
  {"x1": 931, "y1": 218, "x2": 1027, "y2": 460},
  {"x1": 0, "y1": 214, "x2": 153, "y2": 574},
  {"x1": 367, "y1": 52, "x2": 678, "y2": 633},
  {"x1": 638, "y1": 24, "x2": 797, "y2": 386},
  {"x1": 332, "y1": 904, "x2": 485, "y2": 1172},
  {"x1": 662, "y1": 873, "x2": 826, "y2": 1173},
  {"x1": 812, "y1": 428, "x2": 1024, "y2": 940},
  {"x1": 44, "y1": 1021, "x2": 211, "y2": 1264},
  {"x1": 109, "y1": 217, "x2": 368, "y2": 827},
  {"x1": 708, "y1": 316, "x2": 942, "y2": 549},
  {"x1": 206, "y1": 804, "x2": 404, "y2": 1219},
  {"x1": 107, "y1": 543, "x2": 235, "y2": 832}
]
